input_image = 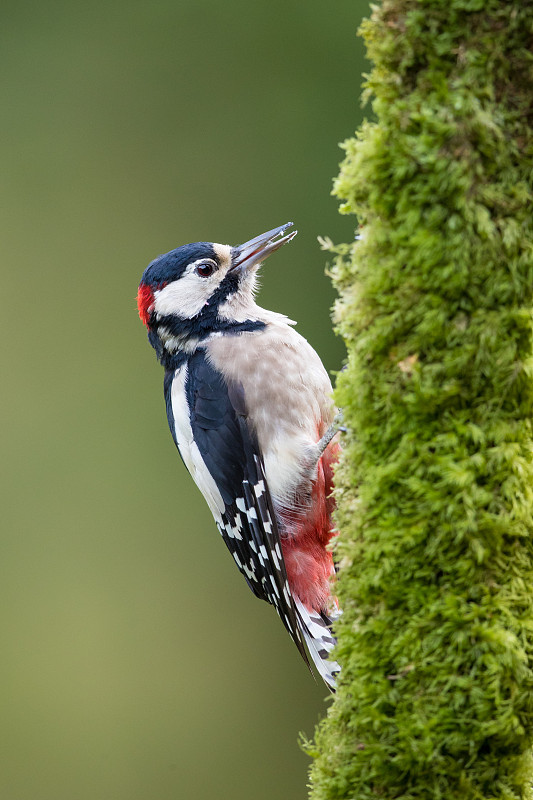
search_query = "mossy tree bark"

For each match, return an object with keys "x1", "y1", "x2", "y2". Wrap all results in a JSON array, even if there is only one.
[{"x1": 308, "y1": 1, "x2": 533, "y2": 798}]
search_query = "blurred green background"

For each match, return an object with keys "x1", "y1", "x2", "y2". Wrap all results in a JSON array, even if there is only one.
[{"x1": 1, "y1": 2, "x2": 368, "y2": 798}]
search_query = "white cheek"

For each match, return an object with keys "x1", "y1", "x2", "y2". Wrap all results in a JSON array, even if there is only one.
[{"x1": 154, "y1": 274, "x2": 212, "y2": 319}]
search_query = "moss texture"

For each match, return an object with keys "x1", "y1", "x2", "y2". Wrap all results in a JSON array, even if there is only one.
[{"x1": 308, "y1": 1, "x2": 533, "y2": 798}]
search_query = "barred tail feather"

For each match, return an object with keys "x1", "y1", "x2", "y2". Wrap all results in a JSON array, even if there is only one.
[{"x1": 294, "y1": 597, "x2": 340, "y2": 691}]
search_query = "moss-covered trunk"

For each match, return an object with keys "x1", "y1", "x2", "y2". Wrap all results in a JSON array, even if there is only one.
[{"x1": 309, "y1": 1, "x2": 533, "y2": 797}]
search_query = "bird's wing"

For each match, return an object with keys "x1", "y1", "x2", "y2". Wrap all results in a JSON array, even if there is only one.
[{"x1": 165, "y1": 348, "x2": 309, "y2": 665}]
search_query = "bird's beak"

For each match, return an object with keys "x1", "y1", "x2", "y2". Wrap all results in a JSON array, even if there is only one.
[{"x1": 230, "y1": 222, "x2": 297, "y2": 274}]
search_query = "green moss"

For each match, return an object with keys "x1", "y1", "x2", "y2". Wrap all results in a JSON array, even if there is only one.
[{"x1": 308, "y1": 1, "x2": 533, "y2": 798}]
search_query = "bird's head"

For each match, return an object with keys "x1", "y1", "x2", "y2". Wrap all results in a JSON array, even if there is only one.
[{"x1": 137, "y1": 222, "x2": 297, "y2": 366}]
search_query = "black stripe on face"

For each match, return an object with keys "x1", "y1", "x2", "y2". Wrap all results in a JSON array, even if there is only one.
[
  {"x1": 155, "y1": 311, "x2": 265, "y2": 344},
  {"x1": 147, "y1": 267, "x2": 265, "y2": 368}
]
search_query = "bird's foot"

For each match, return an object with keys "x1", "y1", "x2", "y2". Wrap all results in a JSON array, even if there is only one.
[{"x1": 314, "y1": 411, "x2": 345, "y2": 461}]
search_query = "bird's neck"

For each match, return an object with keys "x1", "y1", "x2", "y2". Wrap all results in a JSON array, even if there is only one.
[
  {"x1": 148, "y1": 292, "x2": 297, "y2": 370},
  {"x1": 149, "y1": 313, "x2": 267, "y2": 370}
]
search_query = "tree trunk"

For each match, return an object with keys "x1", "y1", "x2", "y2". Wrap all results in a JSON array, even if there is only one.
[{"x1": 308, "y1": 1, "x2": 533, "y2": 797}]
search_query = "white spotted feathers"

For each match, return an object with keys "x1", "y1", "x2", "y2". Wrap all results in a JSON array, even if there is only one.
[{"x1": 216, "y1": 458, "x2": 308, "y2": 658}]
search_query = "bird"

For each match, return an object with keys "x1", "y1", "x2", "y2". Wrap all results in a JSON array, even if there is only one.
[{"x1": 137, "y1": 222, "x2": 341, "y2": 689}]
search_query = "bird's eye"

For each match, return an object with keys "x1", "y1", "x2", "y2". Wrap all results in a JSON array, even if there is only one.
[{"x1": 195, "y1": 261, "x2": 216, "y2": 278}]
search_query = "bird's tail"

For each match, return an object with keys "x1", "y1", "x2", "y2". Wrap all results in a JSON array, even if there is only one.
[{"x1": 294, "y1": 597, "x2": 340, "y2": 691}]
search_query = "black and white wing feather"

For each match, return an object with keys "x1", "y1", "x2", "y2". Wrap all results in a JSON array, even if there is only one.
[{"x1": 165, "y1": 348, "x2": 310, "y2": 667}]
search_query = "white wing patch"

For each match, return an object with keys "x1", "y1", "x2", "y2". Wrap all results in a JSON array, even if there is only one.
[{"x1": 170, "y1": 365, "x2": 225, "y2": 518}]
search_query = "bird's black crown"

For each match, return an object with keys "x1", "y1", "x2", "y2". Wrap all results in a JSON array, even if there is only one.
[{"x1": 140, "y1": 242, "x2": 218, "y2": 288}]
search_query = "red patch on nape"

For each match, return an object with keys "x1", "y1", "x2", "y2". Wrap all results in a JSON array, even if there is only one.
[{"x1": 137, "y1": 283, "x2": 155, "y2": 326}]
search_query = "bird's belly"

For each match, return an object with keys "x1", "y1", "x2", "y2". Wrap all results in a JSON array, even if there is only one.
[{"x1": 262, "y1": 434, "x2": 315, "y2": 506}]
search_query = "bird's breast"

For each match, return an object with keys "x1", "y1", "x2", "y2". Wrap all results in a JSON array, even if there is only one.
[{"x1": 205, "y1": 324, "x2": 335, "y2": 507}]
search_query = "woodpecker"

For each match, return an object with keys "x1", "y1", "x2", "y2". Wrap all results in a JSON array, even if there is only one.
[{"x1": 137, "y1": 222, "x2": 341, "y2": 689}]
